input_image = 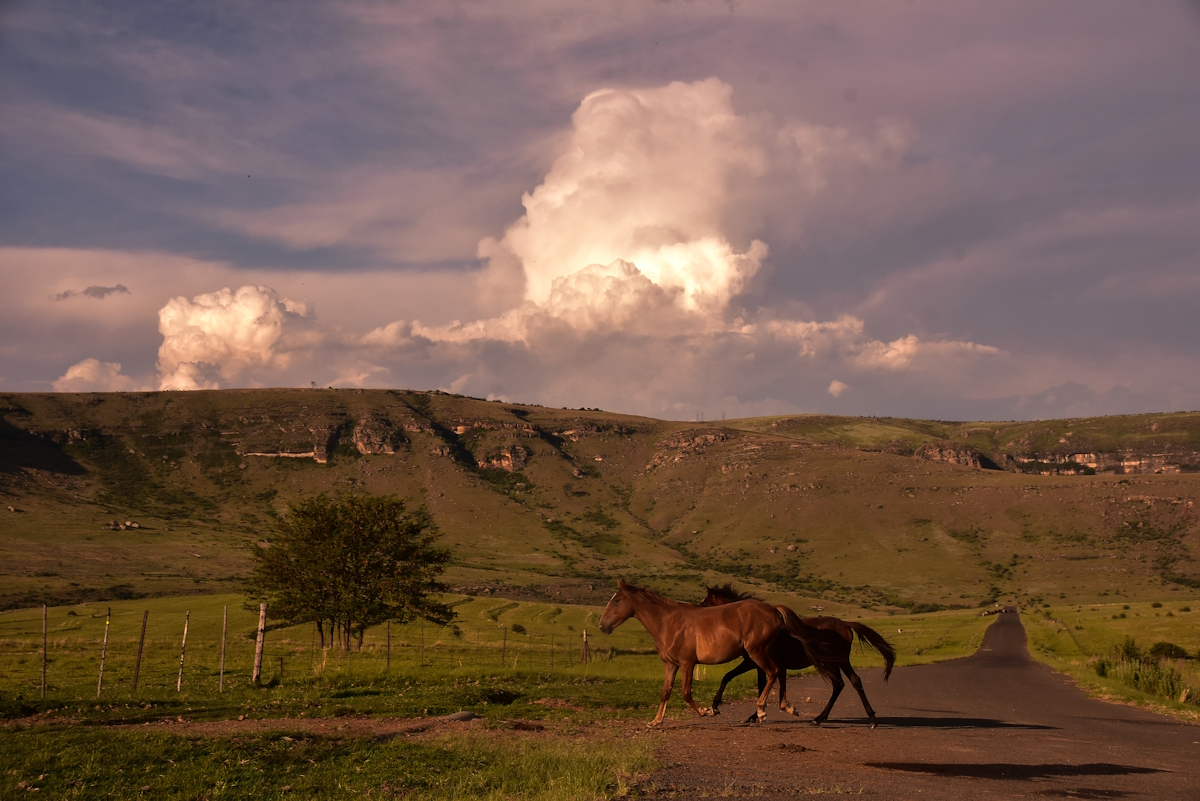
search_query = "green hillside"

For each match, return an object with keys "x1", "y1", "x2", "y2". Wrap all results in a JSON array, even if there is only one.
[{"x1": 2, "y1": 390, "x2": 1199, "y2": 612}]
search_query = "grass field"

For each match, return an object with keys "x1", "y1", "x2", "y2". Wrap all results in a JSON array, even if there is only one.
[
  {"x1": 1022, "y1": 599, "x2": 1200, "y2": 719},
  {"x1": 4, "y1": 593, "x2": 1199, "y2": 797},
  {"x1": 3, "y1": 390, "x2": 1200, "y2": 616},
  {"x1": 4, "y1": 391, "x2": 1200, "y2": 796}
]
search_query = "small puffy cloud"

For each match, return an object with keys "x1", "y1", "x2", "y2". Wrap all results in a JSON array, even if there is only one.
[
  {"x1": 156, "y1": 285, "x2": 316, "y2": 390},
  {"x1": 854, "y1": 335, "x2": 1001, "y2": 371},
  {"x1": 54, "y1": 283, "x2": 130, "y2": 301},
  {"x1": 53, "y1": 358, "x2": 142, "y2": 392},
  {"x1": 828, "y1": 379, "x2": 848, "y2": 397}
]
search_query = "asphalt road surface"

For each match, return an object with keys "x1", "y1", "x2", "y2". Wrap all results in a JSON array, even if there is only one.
[{"x1": 641, "y1": 610, "x2": 1199, "y2": 799}]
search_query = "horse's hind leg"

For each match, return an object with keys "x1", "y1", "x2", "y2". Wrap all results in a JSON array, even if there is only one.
[
  {"x1": 753, "y1": 669, "x2": 779, "y2": 723},
  {"x1": 649, "y1": 663, "x2": 679, "y2": 727},
  {"x1": 811, "y1": 670, "x2": 845, "y2": 725},
  {"x1": 844, "y1": 664, "x2": 877, "y2": 728},
  {"x1": 777, "y1": 670, "x2": 798, "y2": 716}
]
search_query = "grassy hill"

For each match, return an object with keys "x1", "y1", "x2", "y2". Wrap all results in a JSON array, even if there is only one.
[{"x1": 2, "y1": 389, "x2": 1199, "y2": 612}]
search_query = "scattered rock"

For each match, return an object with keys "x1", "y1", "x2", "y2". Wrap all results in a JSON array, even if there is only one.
[{"x1": 443, "y1": 710, "x2": 481, "y2": 722}]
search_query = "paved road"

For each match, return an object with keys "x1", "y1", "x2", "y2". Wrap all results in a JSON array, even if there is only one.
[{"x1": 641, "y1": 611, "x2": 1200, "y2": 799}]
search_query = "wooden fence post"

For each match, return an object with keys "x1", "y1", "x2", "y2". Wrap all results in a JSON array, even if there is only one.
[
  {"x1": 132, "y1": 610, "x2": 148, "y2": 692},
  {"x1": 41, "y1": 604, "x2": 46, "y2": 700},
  {"x1": 176, "y1": 611, "x2": 189, "y2": 692},
  {"x1": 96, "y1": 608, "x2": 111, "y2": 698},
  {"x1": 581, "y1": 629, "x2": 589, "y2": 664},
  {"x1": 252, "y1": 603, "x2": 267, "y2": 685},
  {"x1": 219, "y1": 606, "x2": 227, "y2": 692}
]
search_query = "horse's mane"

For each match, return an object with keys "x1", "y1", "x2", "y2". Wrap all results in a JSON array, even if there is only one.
[
  {"x1": 623, "y1": 583, "x2": 688, "y2": 607},
  {"x1": 703, "y1": 583, "x2": 756, "y2": 605}
]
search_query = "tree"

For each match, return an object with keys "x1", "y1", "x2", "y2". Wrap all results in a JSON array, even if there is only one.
[{"x1": 250, "y1": 494, "x2": 452, "y2": 649}]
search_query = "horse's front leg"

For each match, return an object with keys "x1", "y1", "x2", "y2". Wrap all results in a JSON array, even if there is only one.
[
  {"x1": 712, "y1": 658, "x2": 756, "y2": 714},
  {"x1": 649, "y1": 663, "x2": 679, "y2": 727},
  {"x1": 681, "y1": 662, "x2": 712, "y2": 717}
]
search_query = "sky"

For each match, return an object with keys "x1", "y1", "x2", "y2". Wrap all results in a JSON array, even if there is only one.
[{"x1": 2, "y1": 1, "x2": 1199, "y2": 421}]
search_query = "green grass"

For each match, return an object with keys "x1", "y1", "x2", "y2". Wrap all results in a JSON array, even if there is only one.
[
  {"x1": 1023, "y1": 600, "x2": 1200, "y2": 718},
  {"x1": 1, "y1": 728, "x2": 654, "y2": 799},
  {"x1": 4, "y1": 390, "x2": 1200, "y2": 615}
]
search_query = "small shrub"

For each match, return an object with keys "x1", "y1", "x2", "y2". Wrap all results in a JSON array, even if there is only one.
[
  {"x1": 1149, "y1": 642, "x2": 1188, "y2": 660},
  {"x1": 1181, "y1": 606, "x2": 1192, "y2": 613},
  {"x1": 1117, "y1": 636, "x2": 1142, "y2": 660},
  {"x1": 1122, "y1": 604, "x2": 1130, "y2": 610},
  {"x1": 1091, "y1": 637, "x2": 1198, "y2": 705},
  {"x1": 509, "y1": 623, "x2": 526, "y2": 634},
  {"x1": 1151, "y1": 602, "x2": 1163, "y2": 608}
]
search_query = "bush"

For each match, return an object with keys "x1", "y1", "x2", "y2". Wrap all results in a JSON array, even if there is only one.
[
  {"x1": 1091, "y1": 637, "x2": 1197, "y2": 705},
  {"x1": 510, "y1": 623, "x2": 527, "y2": 634},
  {"x1": 1151, "y1": 601, "x2": 1163, "y2": 608},
  {"x1": 1149, "y1": 642, "x2": 1189, "y2": 660}
]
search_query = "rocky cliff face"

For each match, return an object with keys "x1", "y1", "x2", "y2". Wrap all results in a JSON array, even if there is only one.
[
  {"x1": 1000, "y1": 450, "x2": 1200, "y2": 476},
  {"x1": 914, "y1": 441, "x2": 998, "y2": 470}
]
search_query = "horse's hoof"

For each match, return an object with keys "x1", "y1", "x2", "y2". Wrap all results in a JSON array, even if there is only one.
[
  {"x1": 784, "y1": 706, "x2": 798, "y2": 717},
  {"x1": 810, "y1": 718, "x2": 825, "y2": 726},
  {"x1": 756, "y1": 712, "x2": 767, "y2": 724},
  {"x1": 711, "y1": 707, "x2": 721, "y2": 716},
  {"x1": 646, "y1": 720, "x2": 662, "y2": 728},
  {"x1": 744, "y1": 712, "x2": 758, "y2": 724},
  {"x1": 699, "y1": 707, "x2": 714, "y2": 717},
  {"x1": 869, "y1": 718, "x2": 878, "y2": 730}
]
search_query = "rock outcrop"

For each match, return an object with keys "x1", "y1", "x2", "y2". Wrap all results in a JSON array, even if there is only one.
[{"x1": 914, "y1": 441, "x2": 998, "y2": 470}]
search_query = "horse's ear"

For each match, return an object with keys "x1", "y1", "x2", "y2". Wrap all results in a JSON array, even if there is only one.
[{"x1": 617, "y1": 578, "x2": 628, "y2": 590}]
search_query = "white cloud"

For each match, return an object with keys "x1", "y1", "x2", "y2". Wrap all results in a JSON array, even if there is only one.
[
  {"x1": 156, "y1": 285, "x2": 317, "y2": 390},
  {"x1": 479, "y1": 79, "x2": 769, "y2": 325},
  {"x1": 53, "y1": 359, "x2": 144, "y2": 392},
  {"x1": 853, "y1": 335, "x2": 1002, "y2": 371},
  {"x1": 828, "y1": 379, "x2": 848, "y2": 397}
]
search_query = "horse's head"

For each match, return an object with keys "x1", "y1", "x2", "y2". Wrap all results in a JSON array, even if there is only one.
[
  {"x1": 599, "y1": 578, "x2": 634, "y2": 634},
  {"x1": 701, "y1": 583, "x2": 750, "y2": 607}
]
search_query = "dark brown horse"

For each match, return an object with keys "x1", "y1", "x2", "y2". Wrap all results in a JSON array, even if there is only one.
[
  {"x1": 598, "y1": 578, "x2": 841, "y2": 726},
  {"x1": 701, "y1": 584, "x2": 896, "y2": 728}
]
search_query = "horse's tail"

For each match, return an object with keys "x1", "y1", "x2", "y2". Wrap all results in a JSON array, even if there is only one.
[
  {"x1": 777, "y1": 606, "x2": 841, "y2": 684},
  {"x1": 845, "y1": 621, "x2": 897, "y2": 681}
]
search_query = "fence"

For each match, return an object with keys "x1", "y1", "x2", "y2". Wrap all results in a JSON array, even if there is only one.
[{"x1": 0, "y1": 599, "x2": 659, "y2": 702}]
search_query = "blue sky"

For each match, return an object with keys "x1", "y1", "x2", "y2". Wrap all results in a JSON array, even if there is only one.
[{"x1": 3, "y1": 1, "x2": 1199, "y2": 420}]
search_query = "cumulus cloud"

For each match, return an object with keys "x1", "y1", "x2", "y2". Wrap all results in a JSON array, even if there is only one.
[
  {"x1": 54, "y1": 284, "x2": 130, "y2": 301},
  {"x1": 53, "y1": 358, "x2": 142, "y2": 392},
  {"x1": 58, "y1": 79, "x2": 1000, "y2": 413},
  {"x1": 477, "y1": 79, "x2": 769, "y2": 327},
  {"x1": 156, "y1": 285, "x2": 317, "y2": 390}
]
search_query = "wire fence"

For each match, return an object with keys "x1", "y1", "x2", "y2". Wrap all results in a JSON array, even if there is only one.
[{"x1": 1, "y1": 602, "x2": 659, "y2": 702}]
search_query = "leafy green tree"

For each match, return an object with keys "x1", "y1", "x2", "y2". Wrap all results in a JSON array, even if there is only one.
[{"x1": 251, "y1": 494, "x2": 452, "y2": 649}]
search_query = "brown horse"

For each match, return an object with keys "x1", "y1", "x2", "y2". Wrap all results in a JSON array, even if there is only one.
[
  {"x1": 701, "y1": 584, "x2": 896, "y2": 728},
  {"x1": 598, "y1": 578, "x2": 840, "y2": 726}
]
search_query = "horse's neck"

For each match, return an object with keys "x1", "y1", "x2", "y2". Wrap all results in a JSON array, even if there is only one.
[{"x1": 630, "y1": 598, "x2": 673, "y2": 641}]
